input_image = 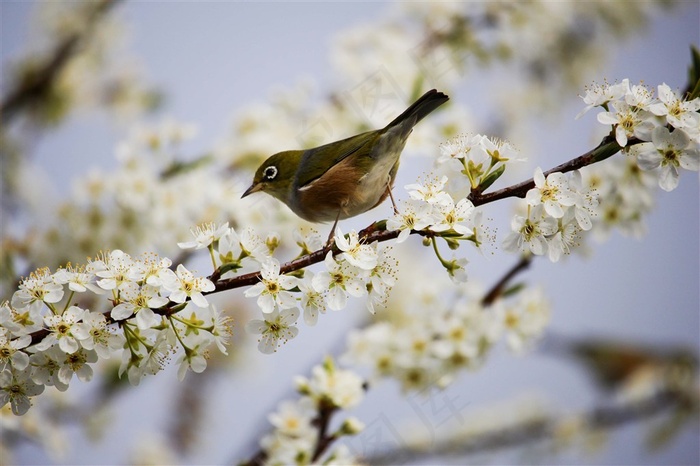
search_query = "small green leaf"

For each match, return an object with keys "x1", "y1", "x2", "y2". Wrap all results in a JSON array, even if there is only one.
[
  {"x1": 687, "y1": 45, "x2": 700, "y2": 99},
  {"x1": 645, "y1": 407, "x2": 693, "y2": 452},
  {"x1": 444, "y1": 237, "x2": 460, "y2": 250},
  {"x1": 160, "y1": 154, "x2": 214, "y2": 180},
  {"x1": 478, "y1": 164, "x2": 506, "y2": 192},
  {"x1": 373, "y1": 219, "x2": 387, "y2": 231},
  {"x1": 217, "y1": 261, "x2": 242, "y2": 276},
  {"x1": 502, "y1": 282, "x2": 526, "y2": 298}
]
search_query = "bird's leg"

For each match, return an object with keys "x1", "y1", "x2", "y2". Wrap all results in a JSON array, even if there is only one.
[
  {"x1": 383, "y1": 175, "x2": 400, "y2": 215},
  {"x1": 387, "y1": 187, "x2": 399, "y2": 215},
  {"x1": 325, "y1": 208, "x2": 342, "y2": 249}
]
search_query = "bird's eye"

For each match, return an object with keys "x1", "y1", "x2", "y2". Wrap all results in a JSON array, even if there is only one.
[{"x1": 262, "y1": 166, "x2": 278, "y2": 181}]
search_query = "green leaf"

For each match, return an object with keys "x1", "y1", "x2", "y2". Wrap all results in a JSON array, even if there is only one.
[
  {"x1": 160, "y1": 154, "x2": 214, "y2": 180},
  {"x1": 502, "y1": 282, "x2": 526, "y2": 298},
  {"x1": 372, "y1": 219, "x2": 387, "y2": 231},
  {"x1": 217, "y1": 261, "x2": 242, "y2": 276},
  {"x1": 645, "y1": 407, "x2": 693, "y2": 452},
  {"x1": 687, "y1": 45, "x2": 700, "y2": 99},
  {"x1": 478, "y1": 164, "x2": 506, "y2": 193},
  {"x1": 444, "y1": 237, "x2": 460, "y2": 250}
]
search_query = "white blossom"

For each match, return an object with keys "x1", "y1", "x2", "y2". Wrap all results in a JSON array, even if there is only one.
[
  {"x1": 405, "y1": 175, "x2": 452, "y2": 206},
  {"x1": 243, "y1": 258, "x2": 298, "y2": 314},
  {"x1": 0, "y1": 370, "x2": 45, "y2": 415},
  {"x1": 56, "y1": 348, "x2": 98, "y2": 385},
  {"x1": 35, "y1": 306, "x2": 88, "y2": 354},
  {"x1": 596, "y1": 101, "x2": 655, "y2": 147},
  {"x1": 298, "y1": 272, "x2": 326, "y2": 326},
  {"x1": 111, "y1": 283, "x2": 167, "y2": 329},
  {"x1": 163, "y1": 264, "x2": 215, "y2": 308},
  {"x1": 11, "y1": 268, "x2": 64, "y2": 310},
  {"x1": 245, "y1": 308, "x2": 300, "y2": 354},
  {"x1": 525, "y1": 168, "x2": 578, "y2": 218},
  {"x1": 576, "y1": 79, "x2": 629, "y2": 119},
  {"x1": 295, "y1": 360, "x2": 364, "y2": 409},
  {"x1": 0, "y1": 329, "x2": 31, "y2": 371},
  {"x1": 90, "y1": 250, "x2": 137, "y2": 292},
  {"x1": 312, "y1": 253, "x2": 368, "y2": 311},
  {"x1": 633, "y1": 126, "x2": 699, "y2": 192},
  {"x1": 430, "y1": 197, "x2": 475, "y2": 236},
  {"x1": 386, "y1": 199, "x2": 435, "y2": 243},
  {"x1": 503, "y1": 205, "x2": 558, "y2": 256},
  {"x1": 177, "y1": 221, "x2": 229, "y2": 250},
  {"x1": 648, "y1": 83, "x2": 700, "y2": 130},
  {"x1": 72, "y1": 310, "x2": 125, "y2": 359},
  {"x1": 334, "y1": 228, "x2": 378, "y2": 270},
  {"x1": 503, "y1": 287, "x2": 550, "y2": 353},
  {"x1": 176, "y1": 343, "x2": 209, "y2": 381}
]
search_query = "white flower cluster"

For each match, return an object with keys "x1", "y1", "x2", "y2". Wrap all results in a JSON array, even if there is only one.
[
  {"x1": 237, "y1": 228, "x2": 397, "y2": 354},
  {"x1": 387, "y1": 175, "x2": 475, "y2": 241},
  {"x1": 582, "y1": 155, "x2": 658, "y2": 240},
  {"x1": 385, "y1": 134, "x2": 526, "y2": 281},
  {"x1": 177, "y1": 222, "x2": 397, "y2": 354},
  {"x1": 259, "y1": 357, "x2": 365, "y2": 465},
  {"x1": 438, "y1": 134, "x2": 527, "y2": 191},
  {"x1": 503, "y1": 168, "x2": 597, "y2": 262},
  {"x1": 0, "y1": 250, "x2": 231, "y2": 415},
  {"x1": 344, "y1": 285, "x2": 550, "y2": 392},
  {"x1": 9, "y1": 118, "x2": 244, "y2": 291},
  {"x1": 581, "y1": 80, "x2": 699, "y2": 192},
  {"x1": 386, "y1": 174, "x2": 484, "y2": 282},
  {"x1": 30, "y1": 1, "x2": 157, "y2": 122}
]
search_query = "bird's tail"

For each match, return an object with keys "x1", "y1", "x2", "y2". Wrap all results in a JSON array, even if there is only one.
[{"x1": 386, "y1": 89, "x2": 449, "y2": 129}]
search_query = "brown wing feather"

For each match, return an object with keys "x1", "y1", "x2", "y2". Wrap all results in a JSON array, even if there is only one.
[{"x1": 293, "y1": 156, "x2": 366, "y2": 223}]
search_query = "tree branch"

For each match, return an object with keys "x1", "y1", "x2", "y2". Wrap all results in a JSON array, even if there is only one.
[
  {"x1": 210, "y1": 133, "x2": 630, "y2": 297},
  {"x1": 362, "y1": 388, "x2": 689, "y2": 465},
  {"x1": 0, "y1": 0, "x2": 122, "y2": 125},
  {"x1": 481, "y1": 255, "x2": 532, "y2": 306},
  {"x1": 469, "y1": 133, "x2": 630, "y2": 205},
  {"x1": 238, "y1": 252, "x2": 551, "y2": 465},
  {"x1": 18, "y1": 131, "x2": 632, "y2": 347}
]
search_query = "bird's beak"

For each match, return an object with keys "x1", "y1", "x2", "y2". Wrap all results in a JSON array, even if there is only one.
[{"x1": 241, "y1": 182, "x2": 263, "y2": 198}]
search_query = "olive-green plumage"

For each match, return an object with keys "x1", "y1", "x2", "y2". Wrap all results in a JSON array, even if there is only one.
[{"x1": 243, "y1": 89, "x2": 449, "y2": 224}]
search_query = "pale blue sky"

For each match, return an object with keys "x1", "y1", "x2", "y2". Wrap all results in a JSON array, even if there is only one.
[{"x1": 2, "y1": 1, "x2": 698, "y2": 464}]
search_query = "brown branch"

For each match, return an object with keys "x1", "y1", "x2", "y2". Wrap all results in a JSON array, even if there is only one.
[
  {"x1": 18, "y1": 132, "x2": 628, "y2": 347},
  {"x1": 208, "y1": 225, "x2": 406, "y2": 293},
  {"x1": 362, "y1": 388, "x2": 688, "y2": 465},
  {"x1": 311, "y1": 403, "x2": 339, "y2": 463},
  {"x1": 238, "y1": 395, "x2": 343, "y2": 466},
  {"x1": 237, "y1": 253, "x2": 547, "y2": 465},
  {"x1": 0, "y1": 0, "x2": 122, "y2": 125},
  {"x1": 481, "y1": 255, "x2": 532, "y2": 306},
  {"x1": 469, "y1": 133, "x2": 631, "y2": 205},
  {"x1": 211, "y1": 133, "x2": 630, "y2": 297}
]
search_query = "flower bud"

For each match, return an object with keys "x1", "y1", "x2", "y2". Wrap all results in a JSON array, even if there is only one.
[{"x1": 337, "y1": 417, "x2": 365, "y2": 436}]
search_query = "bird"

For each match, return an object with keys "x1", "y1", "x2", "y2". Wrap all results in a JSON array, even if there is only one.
[{"x1": 242, "y1": 89, "x2": 449, "y2": 242}]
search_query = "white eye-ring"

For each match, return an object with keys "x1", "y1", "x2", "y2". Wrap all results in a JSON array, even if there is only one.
[{"x1": 263, "y1": 166, "x2": 278, "y2": 181}]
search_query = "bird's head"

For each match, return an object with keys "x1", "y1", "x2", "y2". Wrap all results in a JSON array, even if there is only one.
[{"x1": 242, "y1": 150, "x2": 303, "y2": 203}]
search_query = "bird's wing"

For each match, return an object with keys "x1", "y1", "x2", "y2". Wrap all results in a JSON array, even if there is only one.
[{"x1": 294, "y1": 130, "x2": 379, "y2": 189}]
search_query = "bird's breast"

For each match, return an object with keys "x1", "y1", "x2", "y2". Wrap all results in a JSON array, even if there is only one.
[{"x1": 290, "y1": 147, "x2": 402, "y2": 223}]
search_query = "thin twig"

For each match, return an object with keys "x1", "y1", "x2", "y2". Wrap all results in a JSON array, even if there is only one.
[
  {"x1": 311, "y1": 403, "x2": 338, "y2": 463},
  {"x1": 469, "y1": 133, "x2": 629, "y2": 205},
  {"x1": 0, "y1": 0, "x2": 122, "y2": 124},
  {"x1": 238, "y1": 252, "x2": 542, "y2": 465},
  {"x1": 481, "y1": 255, "x2": 532, "y2": 306},
  {"x1": 362, "y1": 389, "x2": 686, "y2": 465},
  {"x1": 210, "y1": 134, "x2": 630, "y2": 297},
  {"x1": 17, "y1": 133, "x2": 632, "y2": 346}
]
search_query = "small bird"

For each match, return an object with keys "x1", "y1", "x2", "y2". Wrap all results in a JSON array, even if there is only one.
[{"x1": 242, "y1": 89, "x2": 449, "y2": 240}]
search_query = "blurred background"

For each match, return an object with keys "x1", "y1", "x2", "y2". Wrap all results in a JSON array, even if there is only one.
[{"x1": 1, "y1": 1, "x2": 698, "y2": 464}]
